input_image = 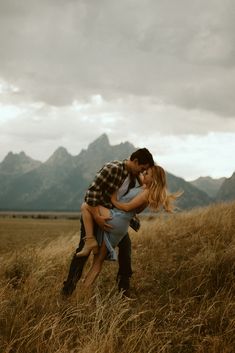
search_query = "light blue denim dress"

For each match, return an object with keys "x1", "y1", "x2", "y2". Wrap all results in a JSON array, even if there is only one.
[{"x1": 96, "y1": 186, "x2": 141, "y2": 261}]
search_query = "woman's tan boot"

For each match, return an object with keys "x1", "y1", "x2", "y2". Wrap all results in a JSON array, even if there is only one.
[{"x1": 76, "y1": 236, "x2": 99, "y2": 257}]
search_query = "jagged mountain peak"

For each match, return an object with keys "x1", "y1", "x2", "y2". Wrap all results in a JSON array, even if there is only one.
[
  {"x1": 229, "y1": 171, "x2": 235, "y2": 179},
  {"x1": 45, "y1": 146, "x2": 73, "y2": 166},
  {"x1": 196, "y1": 176, "x2": 212, "y2": 181},
  {"x1": 3, "y1": 151, "x2": 28, "y2": 162},
  {"x1": 86, "y1": 134, "x2": 136, "y2": 155},
  {"x1": 192, "y1": 176, "x2": 225, "y2": 182},
  {"x1": 75, "y1": 134, "x2": 136, "y2": 179},
  {"x1": 0, "y1": 151, "x2": 41, "y2": 175},
  {"x1": 53, "y1": 146, "x2": 70, "y2": 157},
  {"x1": 88, "y1": 133, "x2": 110, "y2": 150}
]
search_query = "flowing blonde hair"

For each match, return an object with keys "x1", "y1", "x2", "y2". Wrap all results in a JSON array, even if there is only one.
[{"x1": 147, "y1": 165, "x2": 181, "y2": 212}]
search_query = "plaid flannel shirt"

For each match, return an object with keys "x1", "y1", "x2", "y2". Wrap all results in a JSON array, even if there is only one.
[{"x1": 85, "y1": 160, "x2": 129, "y2": 208}]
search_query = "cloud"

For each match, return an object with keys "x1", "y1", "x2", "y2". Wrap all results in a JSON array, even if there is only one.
[
  {"x1": 1, "y1": 95, "x2": 234, "y2": 146},
  {"x1": 0, "y1": 0, "x2": 235, "y2": 117},
  {"x1": 0, "y1": 0, "x2": 235, "y2": 180}
]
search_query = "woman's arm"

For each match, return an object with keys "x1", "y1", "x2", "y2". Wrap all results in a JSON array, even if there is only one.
[
  {"x1": 134, "y1": 203, "x2": 147, "y2": 214},
  {"x1": 111, "y1": 189, "x2": 148, "y2": 212}
]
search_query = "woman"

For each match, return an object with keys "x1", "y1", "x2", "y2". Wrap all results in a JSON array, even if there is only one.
[{"x1": 79, "y1": 165, "x2": 180, "y2": 288}]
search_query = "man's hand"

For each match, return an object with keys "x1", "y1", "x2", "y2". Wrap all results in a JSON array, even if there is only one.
[{"x1": 94, "y1": 214, "x2": 113, "y2": 231}]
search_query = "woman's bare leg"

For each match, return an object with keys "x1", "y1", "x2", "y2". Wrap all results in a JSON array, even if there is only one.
[
  {"x1": 81, "y1": 202, "x2": 95, "y2": 238},
  {"x1": 76, "y1": 203, "x2": 99, "y2": 257},
  {"x1": 77, "y1": 204, "x2": 111, "y2": 257},
  {"x1": 83, "y1": 240, "x2": 107, "y2": 288}
]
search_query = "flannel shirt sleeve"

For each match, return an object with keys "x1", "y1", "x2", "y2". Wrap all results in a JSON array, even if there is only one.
[{"x1": 85, "y1": 164, "x2": 115, "y2": 206}]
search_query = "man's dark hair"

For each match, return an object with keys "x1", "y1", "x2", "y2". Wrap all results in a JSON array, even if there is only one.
[{"x1": 130, "y1": 148, "x2": 154, "y2": 166}]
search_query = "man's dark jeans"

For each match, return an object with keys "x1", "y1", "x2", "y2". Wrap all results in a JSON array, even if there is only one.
[{"x1": 62, "y1": 217, "x2": 133, "y2": 296}]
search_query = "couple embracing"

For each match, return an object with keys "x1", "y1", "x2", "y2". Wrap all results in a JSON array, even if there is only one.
[{"x1": 62, "y1": 148, "x2": 178, "y2": 297}]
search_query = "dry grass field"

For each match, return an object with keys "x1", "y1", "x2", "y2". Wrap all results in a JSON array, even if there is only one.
[{"x1": 0, "y1": 202, "x2": 235, "y2": 353}]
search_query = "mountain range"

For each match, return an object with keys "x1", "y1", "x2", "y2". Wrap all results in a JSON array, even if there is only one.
[{"x1": 0, "y1": 134, "x2": 234, "y2": 211}]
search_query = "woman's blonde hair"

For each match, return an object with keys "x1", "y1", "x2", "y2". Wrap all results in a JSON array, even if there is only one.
[{"x1": 147, "y1": 165, "x2": 181, "y2": 212}]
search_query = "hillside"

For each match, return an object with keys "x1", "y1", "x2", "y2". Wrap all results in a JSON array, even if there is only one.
[
  {"x1": 190, "y1": 176, "x2": 225, "y2": 198},
  {"x1": 0, "y1": 151, "x2": 42, "y2": 199},
  {"x1": 216, "y1": 172, "x2": 235, "y2": 202},
  {"x1": 0, "y1": 201, "x2": 235, "y2": 352},
  {"x1": 167, "y1": 172, "x2": 212, "y2": 209}
]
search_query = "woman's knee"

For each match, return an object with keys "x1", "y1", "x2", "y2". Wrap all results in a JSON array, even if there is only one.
[{"x1": 81, "y1": 202, "x2": 88, "y2": 212}]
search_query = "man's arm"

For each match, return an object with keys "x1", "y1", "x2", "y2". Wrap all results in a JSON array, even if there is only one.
[
  {"x1": 85, "y1": 163, "x2": 120, "y2": 207},
  {"x1": 85, "y1": 162, "x2": 125, "y2": 230},
  {"x1": 86, "y1": 204, "x2": 113, "y2": 231},
  {"x1": 85, "y1": 167, "x2": 110, "y2": 207}
]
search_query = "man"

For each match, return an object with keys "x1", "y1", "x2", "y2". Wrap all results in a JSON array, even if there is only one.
[{"x1": 62, "y1": 148, "x2": 154, "y2": 297}]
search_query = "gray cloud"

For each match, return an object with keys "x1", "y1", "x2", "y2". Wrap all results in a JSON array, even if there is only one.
[{"x1": 0, "y1": 0, "x2": 235, "y2": 117}]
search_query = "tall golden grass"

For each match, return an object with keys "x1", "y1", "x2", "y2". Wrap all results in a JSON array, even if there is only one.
[{"x1": 0, "y1": 201, "x2": 235, "y2": 353}]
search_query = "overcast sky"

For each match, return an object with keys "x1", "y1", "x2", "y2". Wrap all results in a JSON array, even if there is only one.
[{"x1": 0, "y1": 0, "x2": 235, "y2": 180}]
